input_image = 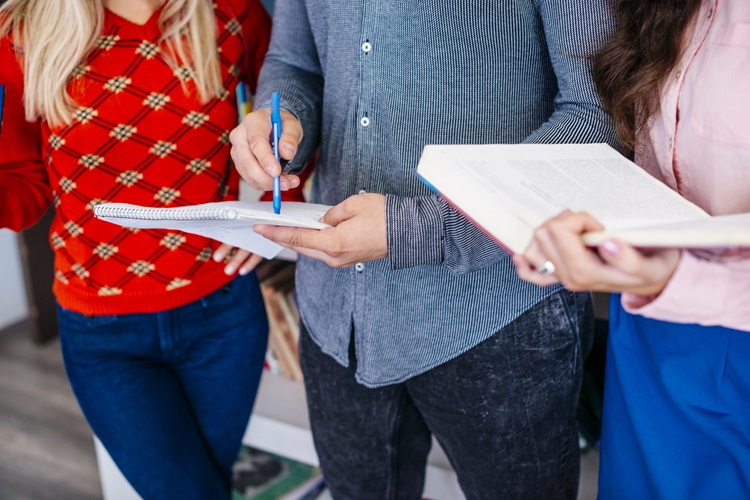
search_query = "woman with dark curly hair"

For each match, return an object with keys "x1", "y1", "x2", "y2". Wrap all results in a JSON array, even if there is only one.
[{"x1": 515, "y1": 0, "x2": 750, "y2": 497}]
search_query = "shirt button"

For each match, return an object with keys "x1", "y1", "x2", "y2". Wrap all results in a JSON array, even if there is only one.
[
  {"x1": 358, "y1": 189, "x2": 366, "y2": 195},
  {"x1": 675, "y1": 69, "x2": 681, "y2": 79},
  {"x1": 707, "y1": 8, "x2": 713, "y2": 18},
  {"x1": 361, "y1": 42, "x2": 372, "y2": 53},
  {"x1": 668, "y1": 137, "x2": 673, "y2": 148},
  {"x1": 360, "y1": 116, "x2": 370, "y2": 127},
  {"x1": 355, "y1": 263, "x2": 365, "y2": 272}
]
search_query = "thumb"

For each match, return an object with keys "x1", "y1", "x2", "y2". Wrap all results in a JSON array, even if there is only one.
[{"x1": 598, "y1": 239, "x2": 643, "y2": 272}]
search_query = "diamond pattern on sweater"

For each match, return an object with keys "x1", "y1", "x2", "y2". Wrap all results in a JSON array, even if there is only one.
[
  {"x1": 160, "y1": 233, "x2": 186, "y2": 251},
  {"x1": 110, "y1": 124, "x2": 138, "y2": 141},
  {"x1": 154, "y1": 187, "x2": 180, "y2": 204},
  {"x1": 93, "y1": 243, "x2": 119, "y2": 260},
  {"x1": 73, "y1": 107, "x2": 98, "y2": 123},
  {"x1": 49, "y1": 135, "x2": 65, "y2": 149},
  {"x1": 79, "y1": 154, "x2": 105, "y2": 170},
  {"x1": 186, "y1": 159, "x2": 211, "y2": 174},
  {"x1": 96, "y1": 35, "x2": 120, "y2": 50},
  {"x1": 136, "y1": 40, "x2": 159, "y2": 59},
  {"x1": 26, "y1": 1, "x2": 269, "y2": 313},
  {"x1": 167, "y1": 278, "x2": 191, "y2": 291},
  {"x1": 143, "y1": 92, "x2": 170, "y2": 110},
  {"x1": 149, "y1": 141, "x2": 176, "y2": 158},
  {"x1": 183, "y1": 111, "x2": 209, "y2": 128},
  {"x1": 59, "y1": 177, "x2": 77, "y2": 193},
  {"x1": 127, "y1": 260, "x2": 155, "y2": 277},
  {"x1": 116, "y1": 171, "x2": 143, "y2": 187},
  {"x1": 104, "y1": 76, "x2": 131, "y2": 94}
]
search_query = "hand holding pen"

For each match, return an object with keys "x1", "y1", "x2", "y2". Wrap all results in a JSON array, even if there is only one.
[
  {"x1": 229, "y1": 93, "x2": 303, "y2": 196},
  {"x1": 270, "y1": 92, "x2": 282, "y2": 214}
]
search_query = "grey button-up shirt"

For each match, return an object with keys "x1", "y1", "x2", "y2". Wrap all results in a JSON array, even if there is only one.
[{"x1": 255, "y1": 0, "x2": 618, "y2": 387}]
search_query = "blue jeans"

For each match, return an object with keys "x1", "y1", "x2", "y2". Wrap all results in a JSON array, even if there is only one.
[
  {"x1": 300, "y1": 290, "x2": 593, "y2": 500},
  {"x1": 57, "y1": 273, "x2": 268, "y2": 499}
]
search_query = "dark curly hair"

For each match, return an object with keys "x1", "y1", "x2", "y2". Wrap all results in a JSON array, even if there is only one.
[{"x1": 593, "y1": 0, "x2": 703, "y2": 149}]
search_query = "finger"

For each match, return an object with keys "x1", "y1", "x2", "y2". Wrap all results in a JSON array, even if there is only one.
[
  {"x1": 512, "y1": 254, "x2": 559, "y2": 287},
  {"x1": 224, "y1": 249, "x2": 252, "y2": 275},
  {"x1": 279, "y1": 172, "x2": 301, "y2": 190},
  {"x1": 536, "y1": 213, "x2": 607, "y2": 287},
  {"x1": 597, "y1": 240, "x2": 680, "y2": 293},
  {"x1": 212, "y1": 243, "x2": 234, "y2": 262},
  {"x1": 254, "y1": 225, "x2": 335, "y2": 253},
  {"x1": 288, "y1": 245, "x2": 341, "y2": 267},
  {"x1": 321, "y1": 198, "x2": 359, "y2": 227},
  {"x1": 239, "y1": 253, "x2": 264, "y2": 275},
  {"x1": 279, "y1": 110, "x2": 303, "y2": 161},
  {"x1": 230, "y1": 112, "x2": 276, "y2": 191}
]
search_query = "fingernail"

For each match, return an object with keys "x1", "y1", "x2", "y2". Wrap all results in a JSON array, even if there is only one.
[
  {"x1": 265, "y1": 165, "x2": 276, "y2": 176},
  {"x1": 291, "y1": 178, "x2": 300, "y2": 188},
  {"x1": 602, "y1": 240, "x2": 620, "y2": 256},
  {"x1": 239, "y1": 267, "x2": 249, "y2": 276},
  {"x1": 282, "y1": 144, "x2": 295, "y2": 156},
  {"x1": 224, "y1": 265, "x2": 235, "y2": 275},
  {"x1": 213, "y1": 252, "x2": 223, "y2": 262}
]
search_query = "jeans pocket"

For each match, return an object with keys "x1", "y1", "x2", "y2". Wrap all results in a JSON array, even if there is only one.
[
  {"x1": 56, "y1": 304, "x2": 123, "y2": 351},
  {"x1": 512, "y1": 291, "x2": 580, "y2": 351}
]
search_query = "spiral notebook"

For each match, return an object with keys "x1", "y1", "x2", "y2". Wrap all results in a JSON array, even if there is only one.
[{"x1": 94, "y1": 201, "x2": 331, "y2": 259}]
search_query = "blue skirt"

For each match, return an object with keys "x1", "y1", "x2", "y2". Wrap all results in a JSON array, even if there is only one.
[{"x1": 598, "y1": 295, "x2": 750, "y2": 499}]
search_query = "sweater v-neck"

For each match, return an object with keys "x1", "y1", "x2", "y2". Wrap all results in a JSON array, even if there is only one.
[{"x1": 105, "y1": 7, "x2": 161, "y2": 37}]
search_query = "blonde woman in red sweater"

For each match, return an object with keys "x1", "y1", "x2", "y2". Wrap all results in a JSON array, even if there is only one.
[{"x1": 0, "y1": 0, "x2": 271, "y2": 497}]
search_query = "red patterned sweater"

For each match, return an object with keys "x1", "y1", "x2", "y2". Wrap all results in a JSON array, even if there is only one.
[{"x1": 0, "y1": 0, "x2": 271, "y2": 315}]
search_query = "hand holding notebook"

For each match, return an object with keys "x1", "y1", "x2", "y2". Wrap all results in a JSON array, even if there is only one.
[{"x1": 94, "y1": 200, "x2": 331, "y2": 259}]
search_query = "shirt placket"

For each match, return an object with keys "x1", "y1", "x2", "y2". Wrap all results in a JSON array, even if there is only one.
[
  {"x1": 351, "y1": 0, "x2": 378, "y2": 374},
  {"x1": 669, "y1": 0, "x2": 717, "y2": 194}
]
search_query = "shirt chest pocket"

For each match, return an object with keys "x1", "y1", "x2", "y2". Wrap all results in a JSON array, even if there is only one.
[{"x1": 689, "y1": 22, "x2": 750, "y2": 149}]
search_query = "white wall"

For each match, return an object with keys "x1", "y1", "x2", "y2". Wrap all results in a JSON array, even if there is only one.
[{"x1": 0, "y1": 229, "x2": 28, "y2": 330}]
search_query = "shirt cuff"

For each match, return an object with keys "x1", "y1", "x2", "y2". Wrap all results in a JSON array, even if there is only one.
[
  {"x1": 386, "y1": 195, "x2": 444, "y2": 269},
  {"x1": 621, "y1": 251, "x2": 718, "y2": 323}
]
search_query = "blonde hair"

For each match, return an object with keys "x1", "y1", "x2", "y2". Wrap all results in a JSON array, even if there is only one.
[{"x1": 0, "y1": 0, "x2": 222, "y2": 127}]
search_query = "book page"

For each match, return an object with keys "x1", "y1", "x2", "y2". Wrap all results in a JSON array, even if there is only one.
[
  {"x1": 449, "y1": 143, "x2": 708, "y2": 228},
  {"x1": 417, "y1": 143, "x2": 709, "y2": 253},
  {"x1": 583, "y1": 211, "x2": 750, "y2": 249},
  {"x1": 100, "y1": 215, "x2": 286, "y2": 259}
]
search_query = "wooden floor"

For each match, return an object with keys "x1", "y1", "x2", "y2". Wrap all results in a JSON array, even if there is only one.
[{"x1": 0, "y1": 320, "x2": 102, "y2": 500}]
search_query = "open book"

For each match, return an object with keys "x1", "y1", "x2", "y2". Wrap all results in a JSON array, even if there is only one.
[
  {"x1": 94, "y1": 201, "x2": 331, "y2": 259},
  {"x1": 416, "y1": 143, "x2": 750, "y2": 254}
]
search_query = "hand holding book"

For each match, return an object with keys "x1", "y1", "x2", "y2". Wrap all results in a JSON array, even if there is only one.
[
  {"x1": 415, "y1": 142, "x2": 750, "y2": 295},
  {"x1": 512, "y1": 210, "x2": 682, "y2": 296}
]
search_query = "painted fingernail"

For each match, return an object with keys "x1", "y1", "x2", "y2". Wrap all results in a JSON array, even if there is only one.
[
  {"x1": 602, "y1": 240, "x2": 620, "y2": 256},
  {"x1": 213, "y1": 252, "x2": 224, "y2": 262},
  {"x1": 224, "y1": 265, "x2": 235, "y2": 275},
  {"x1": 239, "y1": 267, "x2": 249, "y2": 276}
]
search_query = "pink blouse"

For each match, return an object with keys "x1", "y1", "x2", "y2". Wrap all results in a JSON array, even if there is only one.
[{"x1": 622, "y1": 0, "x2": 750, "y2": 331}]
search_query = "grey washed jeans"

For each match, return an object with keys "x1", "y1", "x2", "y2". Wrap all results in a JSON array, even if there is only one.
[{"x1": 300, "y1": 289, "x2": 594, "y2": 500}]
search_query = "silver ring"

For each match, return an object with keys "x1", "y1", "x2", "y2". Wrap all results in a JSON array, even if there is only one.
[{"x1": 536, "y1": 260, "x2": 556, "y2": 276}]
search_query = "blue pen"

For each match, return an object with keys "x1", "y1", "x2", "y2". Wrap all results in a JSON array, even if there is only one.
[{"x1": 271, "y1": 92, "x2": 282, "y2": 214}]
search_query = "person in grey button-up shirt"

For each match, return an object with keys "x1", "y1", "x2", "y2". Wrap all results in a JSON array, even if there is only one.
[{"x1": 231, "y1": 0, "x2": 619, "y2": 497}]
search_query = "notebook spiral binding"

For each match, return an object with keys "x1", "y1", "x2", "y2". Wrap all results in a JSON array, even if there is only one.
[{"x1": 93, "y1": 205, "x2": 238, "y2": 221}]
